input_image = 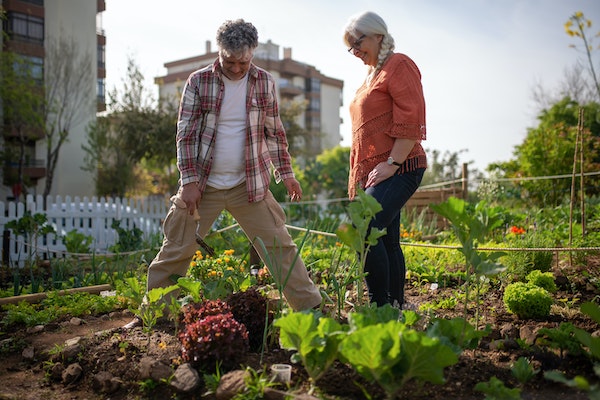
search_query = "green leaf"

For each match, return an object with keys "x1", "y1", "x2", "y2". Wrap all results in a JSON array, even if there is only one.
[
  {"x1": 581, "y1": 302, "x2": 600, "y2": 324},
  {"x1": 396, "y1": 329, "x2": 458, "y2": 386},
  {"x1": 338, "y1": 321, "x2": 402, "y2": 386}
]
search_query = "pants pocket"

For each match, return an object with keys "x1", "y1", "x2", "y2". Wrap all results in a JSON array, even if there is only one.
[
  {"x1": 163, "y1": 195, "x2": 190, "y2": 246},
  {"x1": 263, "y1": 192, "x2": 286, "y2": 227}
]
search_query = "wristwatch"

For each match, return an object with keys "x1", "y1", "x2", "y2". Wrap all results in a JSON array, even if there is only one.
[{"x1": 387, "y1": 157, "x2": 402, "y2": 167}]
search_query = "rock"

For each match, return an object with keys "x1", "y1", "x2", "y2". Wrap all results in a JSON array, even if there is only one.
[
  {"x1": 64, "y1": 336, "x2": 82, "y2": 347},
  {"x1": 69, "y1": 317, "x2": 84, "y2": 326},
  {"x1": 60, "y1": 343, "x2": 82, "y2": 362},
  {"x1": 139, "y1": 357, "x2": 172, "y2": 381},
  {"x1": 62, "y1": 363, "x2": 83, "y2": 385},
  {"x1": 519, "y1": 325, "x2": 538, "y2": 345},
  {"x1": 170, "y1": 363, "x2": 201, "y2": 393},
  {"x1": 49, "y1": 362, "x2": 65, "y2": 381},
  {"x1": 27, "y1": 325, "x2": 44, "y2": 334},
  {"x1": 500, "y1": 322, "x2": 517, "y2": 339},
  {"x1": 21, "y1": 346, "x2": 35, "y2": 361},
  {"x1": 216, "y1": 370, "x2": 248, "y2": 400},
  {"x1": 92, "y1": 371, "x2": 122, "y2": 394}
]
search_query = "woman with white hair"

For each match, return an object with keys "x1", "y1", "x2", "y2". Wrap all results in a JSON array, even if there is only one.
[{"x1": 343, "y1": 11, "x2": 428, "y2": 309}]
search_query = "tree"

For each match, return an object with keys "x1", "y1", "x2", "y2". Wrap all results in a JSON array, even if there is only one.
[
  {"x1": 0, "y1": 51, "x2": 45, "y2": 201},
  {"x1": 82, "y1": 57, "x2": 178, "y2": 197},
  {"x1": 493, "y1": 98, "x2": 600, "y2": 207},
  {"x1": 42, "y1": 36, "x2": 95, "y2": 198}
]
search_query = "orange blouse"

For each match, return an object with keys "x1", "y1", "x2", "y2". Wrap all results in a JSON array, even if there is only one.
[{"x1": 348, "y1": 53, "x2": 427, "y2": 199}]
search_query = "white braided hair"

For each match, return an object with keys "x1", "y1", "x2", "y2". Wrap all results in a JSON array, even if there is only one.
[{"x1": 343, "y1": 11, "x2": 396, "y2": 79}]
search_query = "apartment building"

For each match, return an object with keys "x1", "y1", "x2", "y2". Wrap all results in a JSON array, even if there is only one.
[
  {"x1": 155, "y1": 40, "x2": 344, "y2": 160},
  {"x1": 0, "y1": 0, "x2": 106, "y2": 201}
]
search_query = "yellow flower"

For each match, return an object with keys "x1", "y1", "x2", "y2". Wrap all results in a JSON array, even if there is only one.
[
  {"x1": 158, "y1": 341, "x2": 167, "y2": 350},
  {"x1": 224, "y1": 249, "x2": 235, "y2": 256}
]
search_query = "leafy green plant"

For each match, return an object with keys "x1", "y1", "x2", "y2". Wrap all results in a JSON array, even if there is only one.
[
  {"x1": 338, "y1": 320, "x2": 458, "y2": 399},
  {"x1": 511, "y1": 357, "x2": 539, "y2": 385},
  {"x1": 474, "y1": 376, "x2": 521, "y2": 400},
  {"x1": 275, "y1": 310, "x2": 346, "y2": 385},
  {"x1": 502, "y1": 231, "x2": 554, "y2": 282},
  {"x1": 526, "y1": 270, "x2": 557, "y2": 293},
  {"x1": 109, "y1": 219, "x2": 143, "y2": 252},
  {"x1": 6, "y1": 211, "x2": 56, "y2": 294},
  {"x1": 573, "y1": 302, "x2": 600, "y2": 361},
  {"x1": 187, "y1": 249, "x2": 253, "y2": 300},
  {"x1": 63, "y1": 229, "x2": 93, "y2": 254},
  {"x1": 503, "y1": 282, "x2": 553, "y2": 319},
  {"x1": 545, "y1": 368, "x2": 600, "y2": 399},
  {"x1": 137, "y1": 285, "x2": 178, "y2": 337},
  {"x1": 336, "y1": 189, "x2": 386, "y2": 306},
  {"x1": 430, "y1": 198, "x2": 506, "y2": 329},
  {"x1": 232, "y1": 366, "x2": 278, "y2": 400},
  {"x1": 426, "y1": 317, "x2": 489, "y2": 355},
  {"x1": 202, "y1": 362, "x2": 222, "y2": 397}
]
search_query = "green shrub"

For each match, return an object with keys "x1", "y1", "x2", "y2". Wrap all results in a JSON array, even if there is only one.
[
  {"x1": 502, "y1": 232, "x2": 554, "y2": 281},
  {"x1": 503, "y1": 282, "x2": 553, "y2": 319},
  {"x1": 63, "y1": 229, "x2": 94, "y2": 254},
  {"x1": 526, "y1": 270, "x2": 557, "y2": 293}
]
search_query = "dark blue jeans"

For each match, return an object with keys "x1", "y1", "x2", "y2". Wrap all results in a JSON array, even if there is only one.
[{"x1": 364, "y1": 168, "x2": 426, "y2": 307}]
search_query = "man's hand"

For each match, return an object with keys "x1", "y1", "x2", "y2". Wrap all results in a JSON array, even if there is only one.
[
  {"x1": 283, "y1": 178, "x2": 302, "y2": 202},
  {"x1": 180, "y1": 182, "x2": 202, "y2": 215}
]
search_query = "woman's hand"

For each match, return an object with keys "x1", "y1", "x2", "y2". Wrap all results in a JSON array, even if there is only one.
[{"x1": 365, "y1": 163, "x2": 398, "y2": 188}]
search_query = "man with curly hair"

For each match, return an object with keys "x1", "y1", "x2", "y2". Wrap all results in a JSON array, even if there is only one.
[{"x1": 124, "y1": 20, "x2": 322, "y2": 329}]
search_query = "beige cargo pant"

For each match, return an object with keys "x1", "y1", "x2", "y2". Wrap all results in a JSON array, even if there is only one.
[{"x1": 146, "y1": 182, "x2": 322, "y2": 311}]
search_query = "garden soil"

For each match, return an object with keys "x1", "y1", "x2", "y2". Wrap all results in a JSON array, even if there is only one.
[{"x1": 0, "y1": 258, "x2": 599, "y2": 400}]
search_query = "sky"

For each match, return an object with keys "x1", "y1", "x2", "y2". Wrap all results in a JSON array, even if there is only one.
[{"x1": 101, "y1": 0, "x2": 600, "y2": 173}]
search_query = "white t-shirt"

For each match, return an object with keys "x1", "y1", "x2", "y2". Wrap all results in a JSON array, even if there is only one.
[{"x1": 207, "y1": 74, "x2": 248, "y2": 189}]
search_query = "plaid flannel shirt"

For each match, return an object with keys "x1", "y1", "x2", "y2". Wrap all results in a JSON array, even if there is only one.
[{"x1": 176, "y1": 59, "x2": 294, "y2": 203}]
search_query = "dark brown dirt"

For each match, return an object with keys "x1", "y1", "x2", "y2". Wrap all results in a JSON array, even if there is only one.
[{"x1": 1, "y1": 259, "x2": 599, "y2": 400}]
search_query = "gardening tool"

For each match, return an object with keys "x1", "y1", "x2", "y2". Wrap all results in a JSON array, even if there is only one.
[{"x1": 192, "y1": 208, "x2": 215, "y2": 257}]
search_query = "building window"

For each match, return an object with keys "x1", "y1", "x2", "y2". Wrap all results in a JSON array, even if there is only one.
[
  {"x1": 7, "y1": 12, "x2": 44, "y2": 44},
  {"x1": 13, "y1": 56, "x2": 44, "y2": 84},
  {"x1": 307, "y1": 77, "x2": 321, "y2": 92},
  {"x1": 97, "y1": 44, "x2": 105, "y2": 69},
  {"x1": 97, "y1": 78, "x2": 105, "y2": 103},
  {"x1": 308, "y1": 97, "x2": 320, "y2": 112}
]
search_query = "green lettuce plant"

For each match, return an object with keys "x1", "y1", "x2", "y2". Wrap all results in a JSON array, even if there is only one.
[
  {"x1": 503, "y1": 282, "x2": 552, "y2": 319},
  {"x1": 338, "y1": 320, "x2": 458, "y2": 399},
  {"x1": 274, "y1": 311, "x2": 346, "y2": 385}
]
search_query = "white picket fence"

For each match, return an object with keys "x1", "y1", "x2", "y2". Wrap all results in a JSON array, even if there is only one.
[{"x1": 0, "y1": 194, "x2": 169, "y2": 267}]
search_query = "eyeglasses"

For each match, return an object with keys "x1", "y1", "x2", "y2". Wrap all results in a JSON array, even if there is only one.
[{"x1": 347, "y1": 34, "x2": 366, "y2": 54}]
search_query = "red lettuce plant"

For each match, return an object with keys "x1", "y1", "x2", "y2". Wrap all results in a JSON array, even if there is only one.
[
  {"x1": 226, "y1": 287, "x2": 273, "y2": 351},
  {"x1": 178, "y1": 299, "x2": 249, "y2": 371}
]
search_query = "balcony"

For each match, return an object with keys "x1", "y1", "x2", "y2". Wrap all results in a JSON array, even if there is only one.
[
  {"x1": 4, "y1": 159, "x2": 47, "y2": 181},
  {"x1": 279, "y1": 80, "x2": 304, "y2": 97}
]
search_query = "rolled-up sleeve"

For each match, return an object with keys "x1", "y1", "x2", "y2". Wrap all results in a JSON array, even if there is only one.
[{"x1": 176, "y1": 76, "x2": 203, "y2": 186}]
